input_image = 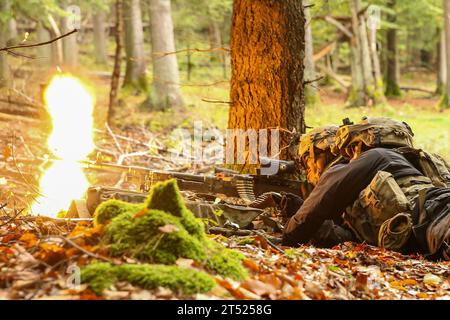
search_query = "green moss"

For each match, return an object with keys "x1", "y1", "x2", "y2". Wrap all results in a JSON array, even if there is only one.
[
  {"x1": 205, "y1": 245, "x2": 248, "y2": 280},
  {"x1": 385, "y1": 78, "x2": 402, "y2": 97},
  {"x1": 81, "y1": 262, "x2": 215, "y2": 295},
  {"x1": 145, "y1": 179, "x2": 205, "y2": 238},
  {"x1": 236, "y1": 236, "x2": 257, "y2": 245},
  {"x1": 95, "y1": 179, "x2": 247, "y2": 281},
  {"x1": 104, "y1": 209, "x2": 206, "y2": 264},
  {"x1": 118, "y1": 264, "x2": 215, "y2": 294},
  {"x1": 438, "y1": 93, "x2": 450, "y2": 110},
  {"x1": 80, "y1": 262, "x2": 118, "y2": 295},
  {"x1": 94, "y1": 199, "x2": 144, "y2": 226}
]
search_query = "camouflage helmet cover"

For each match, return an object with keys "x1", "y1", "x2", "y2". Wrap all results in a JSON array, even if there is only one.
[
  {"x1": 298, "y1": 125, "x2": 339, "y2": 160},
  {"x1": 331, "y1": 117, "x2": 415, "y2": 159}
]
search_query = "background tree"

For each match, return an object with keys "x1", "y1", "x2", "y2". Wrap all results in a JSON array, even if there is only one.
[
  {"x1": 304, "y1": 0, "x2": 319, "y2": 105},
  {"x1": 0, "y1": 0, "x2": 11, "y2": 88},
  {"x1": 123, "y1": 0, "x2": 147, "y2": 91},
  {"x1": 385, "y1": 0, "x2": 401, "y2": 97},
  {"x1": 36, "y1": 21, "x2": 53, "y2": 66},
  {"x1": 147, "y1": 0, "x2": 183, "y2": 110},
  {"x1": 92, "y1": 5, "x2": 109, "y2": 64},
  {"x1": 228, "y1": 0, "x2": 305, "y2": 162},
  {"x1": 109, "y1": 0, "x2": 123, "y2": 122},
  {"x1": 442, "y1": 0, "x2": 450, "y2": 108},
  {"x1": 61, "y1": 0, "x2": 79, "y2": 67},
  {"x1": 437, "y1": 28, "x2": 446, "y2": 94}
]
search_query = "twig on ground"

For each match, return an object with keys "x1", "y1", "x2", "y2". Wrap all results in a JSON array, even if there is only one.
[
  {"x1": 105, "y1": 122, "x2": 124, "y2": 155},
  {"x1": 41, "y1": 234, "x2": 112, "y2": 263},
  {"x1": 252, "y1": 230, "x2": 285, "y2": 255},
  {"x1": 0, "y1": 208, "x2": 24, "y2": 228}
]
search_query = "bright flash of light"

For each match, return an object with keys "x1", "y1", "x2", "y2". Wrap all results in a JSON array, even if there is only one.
[{"x1": 31, "y1": 74, "x2": 94, "y2": 216}]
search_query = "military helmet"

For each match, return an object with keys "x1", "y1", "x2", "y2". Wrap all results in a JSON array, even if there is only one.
[
  {"x1": 298, "y1": 125, "x2": 339, "y2": 164},
  {"x1": 331, "y1": 117, "x2": 415, "y2": 159}
]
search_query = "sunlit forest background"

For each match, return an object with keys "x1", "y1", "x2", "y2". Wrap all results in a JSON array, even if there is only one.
[{"x1": 0, "y1": 0, "x2": 449, "y2": 159}]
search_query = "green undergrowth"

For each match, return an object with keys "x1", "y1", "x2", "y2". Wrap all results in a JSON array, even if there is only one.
[
  {"x1": 83, "y1": 179, "x2": 247, "y2": 295},
  {"x1": 81, "y1": 262, "x2": 216, "y2": 295}
]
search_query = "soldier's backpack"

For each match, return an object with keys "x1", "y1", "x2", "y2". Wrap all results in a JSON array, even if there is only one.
[
  {"x1": 331, "y1": 117, "x2": 414, "y2": 159},
  {"x1": 396, "y1": 147, "x2": 450, "y2": 188}
]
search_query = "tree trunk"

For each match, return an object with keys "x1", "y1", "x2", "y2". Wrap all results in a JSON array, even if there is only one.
[
  {"x1": 385, "y1": 0, "x2": 401, "y2": 97},
  {"x1": 61, "y1": 2, "x2": 79, "y2": 68},
  {"x1": 348, "y1": 0, "x2": 382, "y2": 106},
  {"x1": 93, "y1": 10, "x2": 108, "y2": 64},
  {"x1": 437, "y1": 29, "x2": 447, "y2": 94},
  {"x1": 348, "y1": 0, "x2": 366, "y2": 106},
  {"x1": 109, "y1": 0, "x2": 124, "y2": 123},
  {"x1": 208, "y1": 20, "x2": 224, "y2": 63},
  {"x1": 147, "y1": 0, "x2": 184, "y2": 110},
  {"x1": 358, "y1": 9, "x2": 375, "y2": 97},
  {"x1": 8, "y1": 18, "x2": 17, "y2": 42},
  {"x1": 36, "y1": 22, "x2": 52, "y2": 66},
  {"x1": 228, "y1": 0, "x2": 305, "y2": 163},
  {"x1": 368, "y1": 26, "x2": 385, "y2": 103},
  {"x1": 0, "y1": 0, "x2": 11, "y2": 88},
  {"x1": 304, "y1": 0, "x2": 319, "y2": 105},
  {"x1": 441, "y1": 0, "x2": 450, "y2": 108},
  {"x1": 47, "y1": 14, "x2": 63, "y2": 66},
  {"x1": 123, "y1": 0, "x2": 147, "y2": 91}
]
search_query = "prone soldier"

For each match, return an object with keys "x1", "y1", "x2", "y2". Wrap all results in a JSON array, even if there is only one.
[{"x1": 283, "y1": 117, "x2": 450, "y2": 260}]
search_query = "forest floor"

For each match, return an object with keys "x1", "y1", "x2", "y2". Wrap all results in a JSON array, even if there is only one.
[{"x1": 1, "y1": 65, "x2": 450, "y2": 299}]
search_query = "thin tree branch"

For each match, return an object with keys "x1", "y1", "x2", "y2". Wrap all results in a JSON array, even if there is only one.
[
  {"x1": 0, "y1": 29, "x2": 78, "y2": 52},
  {"x1": 153, "y1": 46, "x2": 230, "y2": 58}
]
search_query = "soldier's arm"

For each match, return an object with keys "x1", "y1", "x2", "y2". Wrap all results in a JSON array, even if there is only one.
[{"x1": 282, "y1": 152, "x2": 380, "y2": 246}]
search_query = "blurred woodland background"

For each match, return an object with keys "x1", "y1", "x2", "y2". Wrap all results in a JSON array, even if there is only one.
[{"x1": 0, "y1": 0, "x2": 449, "y2": 159}]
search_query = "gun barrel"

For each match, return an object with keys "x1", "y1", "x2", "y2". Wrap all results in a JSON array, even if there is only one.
[{"x1": 258, "y1": 157, "x2": 296, "y2": 175}]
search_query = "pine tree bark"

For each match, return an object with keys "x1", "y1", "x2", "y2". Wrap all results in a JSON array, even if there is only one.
[
  {"x1": 385, "y1": 0, "x2": 401, "y2": 97},
  {"x1": 304, "y1": 0, "x2": 319, "y2": 105},
  {"x1": 147, "y1": 0, "x2": 183, "y2": 110},
  {"x1": 228, "y1": 0, "x2": 305, "y2": 162},
  {"x1": 93, "y1": 10, "x2": 108, "y2": 64},
  {"x1": 0, "y1": 0, "x2": 11, "y2": 88},
  {"x1": 123, "y1": 0, "x2": 147, "y2": 91},
  {"x1": 443, "y1": 0, "x2": 450, "y2": 108}
]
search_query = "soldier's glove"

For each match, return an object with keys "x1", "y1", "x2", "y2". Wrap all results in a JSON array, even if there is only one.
[
  {"x1": 277, "y1": 192, "x2": 304, "y2": 219},
  {"x1": 249, "y1": 192, "x2": 280, "y2": 210},
  {"x1": 249, "y1": 192, "x2": 303, "y2": 219}
]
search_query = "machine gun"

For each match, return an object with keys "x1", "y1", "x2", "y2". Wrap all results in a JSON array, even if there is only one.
[
  {"x1": 81, "y1": 157, "x2": 312, "y2": 203},
  {"x1": 66, "y1": 158, "x2": 312, "y2": 229}
]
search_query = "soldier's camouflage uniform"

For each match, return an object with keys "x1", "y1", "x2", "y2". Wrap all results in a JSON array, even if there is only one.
[{"x1": 284, "y1": 117, "x2": 450, "y2": 260}]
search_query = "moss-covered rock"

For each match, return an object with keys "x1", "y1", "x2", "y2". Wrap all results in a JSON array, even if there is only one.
[
  {"x1": 92, "y1": 179, "x2": 247, "y2": 282},
  {"x1": 81, "y1": 262, "x2": 215, "y2": 295},
  {"x1": 104, "y1": 209, "x2": 206, "y2": 264}
]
